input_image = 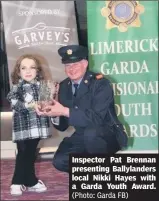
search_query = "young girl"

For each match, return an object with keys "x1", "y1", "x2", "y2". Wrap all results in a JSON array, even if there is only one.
[{"x1": 7, "y1": 54, "x2": 52, "y2": 196}]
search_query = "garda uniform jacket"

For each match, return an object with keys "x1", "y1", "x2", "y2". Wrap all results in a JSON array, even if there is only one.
[{"x1": 53, "y1": 70, "x2": 128, "y2": 152}]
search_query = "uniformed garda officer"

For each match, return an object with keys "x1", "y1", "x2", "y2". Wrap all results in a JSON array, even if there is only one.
[{"x1": 35, "y1": 45, "x2": 128, "y2": 173}]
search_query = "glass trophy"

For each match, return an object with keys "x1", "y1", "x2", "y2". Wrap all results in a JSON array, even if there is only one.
[{"x1": 38, "y1": 80, "x2": 58, "y2": 112}]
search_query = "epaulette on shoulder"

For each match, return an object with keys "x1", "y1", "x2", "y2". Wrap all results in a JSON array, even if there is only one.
[{"x1": 96, "y1": 73, "x2": 104, "y2": 80}]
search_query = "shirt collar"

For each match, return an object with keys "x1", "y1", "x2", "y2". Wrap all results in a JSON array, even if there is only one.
[{"x1": 71, "y1": 77, "x2": 83, "y2": 86}]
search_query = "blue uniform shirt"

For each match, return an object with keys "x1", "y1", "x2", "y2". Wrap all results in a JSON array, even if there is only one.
[{"x1": 71, "y1": 77, "x2": 83, "y2": 95}]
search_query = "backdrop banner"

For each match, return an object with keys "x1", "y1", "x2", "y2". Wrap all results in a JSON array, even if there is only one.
[
  {"x1": 1, "y1": 1, "x2": 78, "y2": 83},
  {"x1": 87, "y1": 1, "x2": 158, "y2": 151}
]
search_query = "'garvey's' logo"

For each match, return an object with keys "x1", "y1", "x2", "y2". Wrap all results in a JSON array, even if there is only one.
[
  {"x1": 12, "y1": 22, "x2": 71, "y2": 49},
  {"x1": 101, "y1": 1, "x2": 144, "y2": 32}
]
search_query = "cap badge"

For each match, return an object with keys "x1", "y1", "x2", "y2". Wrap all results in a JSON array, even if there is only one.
[{"x1": 67, "y1": 49, "x2": 72, "y2": 55}]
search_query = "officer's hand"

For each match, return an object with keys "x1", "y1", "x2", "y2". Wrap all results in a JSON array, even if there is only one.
[{"x1": 43, "y1": 100, "x2": 69, "y2": 117}]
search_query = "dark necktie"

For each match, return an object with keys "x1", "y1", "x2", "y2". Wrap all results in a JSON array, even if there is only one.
[{"x1": 73, "y1": 84, "x2": 79, "y2": 97}]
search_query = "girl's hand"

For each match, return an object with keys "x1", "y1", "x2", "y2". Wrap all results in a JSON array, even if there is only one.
[
  {"x1": 42, "y1": 100, "x2": 69, "y2": 117},
  {"x1": 34, "y1": 102, "x2": 46, "y2": 115},
  {"x1": 25, "y1": 101, "x2": 36, "y2": 109}
]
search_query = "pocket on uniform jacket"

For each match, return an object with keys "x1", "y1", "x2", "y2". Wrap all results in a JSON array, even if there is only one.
[
  {"x1": 98, "y1": 125, "x2": 113, "y2": 138},
  {"x1": 103, "y1": 124, "x2": 114, "y2": 134},
  {"x1": 113, "y1": 124, "x2": 128, "y2": 149}
]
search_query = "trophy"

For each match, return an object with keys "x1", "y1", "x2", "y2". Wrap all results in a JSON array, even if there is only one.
[{"x1": 38, "y1": 80, "x2": 58, "y2": 112}]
